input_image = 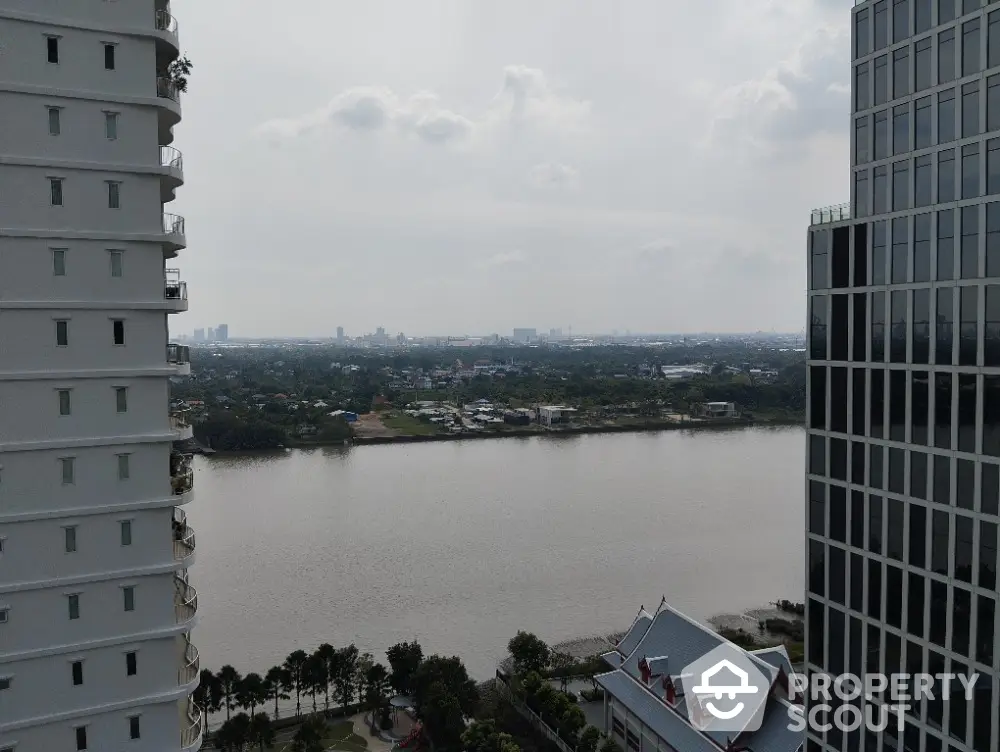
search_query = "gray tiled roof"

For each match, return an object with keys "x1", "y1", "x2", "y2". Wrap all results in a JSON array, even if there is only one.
[
  {"x1": 742, "y1": 700, "x2": 804, "y2": 752},
  {"x1": 616, "y1": 608, "x2": 653, "y2": 657},
  {"x1": 601, "y1": 651, "x2": 622, "y2": 669}
]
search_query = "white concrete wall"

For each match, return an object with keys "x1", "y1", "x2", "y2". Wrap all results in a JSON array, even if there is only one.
[
  {"x1": 0, "y1": 238, "x2": 169, "y2": 303},
  {"x1": 0, "y1": 91, "x2": 163, "y2": 165},
  {"x1": 0, "y1": 698, "x2": 190, "y2": 752},
  {"x1": 0, "y1": 17, "x2": 159, "y2": 97},
  {"x1": 0, "y1": 164, "x2": 163, "y2": 233},
  {"x1": 0, "y1": 0, "x2": 160, "y2": 28},
  {"x1": 0, "y1": 506, "x2": 175, "y2": 583},
  {"x1": 0, "y1": 572, "x2": 179, "y2": 653},
  {"x1": 0, "y1": 310, "x2": 169, "y2": 372},
  {"x1": 0, "y1": 444, "x2": 173, "y2": 515},
  {"x1": 0, "y1": 634, "x2": 184, "y2": 719},
  {"x1": 0, "y1": 376, "x2": 170, "y2": 443}
]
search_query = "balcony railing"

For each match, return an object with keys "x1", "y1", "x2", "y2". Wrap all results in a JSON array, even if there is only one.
[
  {"x1": 173, "y1": 518, "x2": 196, "y2": 560},
  {"x1": 163, "y1": 212, "x2": 185, "y2": 237},
  {"x1": 156, "y1": 76, "x2": 180, "y2": 102},
  {"x1": 178, "y1": 638, "x2": 200, "y2": 685},
  {"x1": 181, "y1": 702, "x2": 204, "y2": 749},
  {"x1": 810, "y1": 202, "x2": 851, "y2": 226},
  {"x1": 174, "y1": 576, "x2": 198, "y2": 623},
  {"x1": 167, "y1": 343, "x2": 190, "y2": 365},
  {"x1": 161, "y1": 146, "x2": 183, "y2": 171},
  {"x1": 171, "y1": 468, "x2": 193, "y2": 495},
  {"x1": 155, "y1": 9, "x2": 179, "y2": 36}
]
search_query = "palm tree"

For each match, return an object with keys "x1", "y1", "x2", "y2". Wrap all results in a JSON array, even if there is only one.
[
  {"x1": 303, "y1": 653, "x2": 329, "y2": 714},
  {"x1": 264, "y1": 665, "x2": 291, "y2": 718},
  {"x1": 334, "y1": 644, "x2": 359, "y2": 711},
  {"x1": 249, "y1": 712, "x2": 276, "y2": 752},
  {"x1": 237, "y1": 672, "x2": 267, "y2": 716},
  {"x1": 194, "y1": 668, "x2": 222, "y2": 716},
  {"x1": 284, "y1": 649, "x2": 309, "y2": 717},
  {"x1": 365, "y1": 663, "x2": 390, "y2": 733},
  {"x1": 217, "y1": 665, "x2": 243, "y2": 722},
  {"x1": 215, "y1": 712, "x2": 252, "y2": 752},
  {"x1": 315, "y1": 643, "x2": 337, "y2": 710}
]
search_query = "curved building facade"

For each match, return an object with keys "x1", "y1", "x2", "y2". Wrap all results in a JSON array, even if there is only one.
[{"x1": 0, "y1": 1, "x2": 200, "y2": 750}]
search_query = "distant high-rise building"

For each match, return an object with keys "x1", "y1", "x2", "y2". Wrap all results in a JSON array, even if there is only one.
[
  {"x1": 216, "y1": 324, "x2": 229, "y2": 343},
  {"x1": 550, "y1": 327, "x2": 563, "y2": 339},
  {"x1": 194, "y1": 328, "x2": 205, "y2": 342},
  {"x1": 512, "y1": 328, "x2": 537, "y2": 343},
  {"x1": 337, "y1": 326, "x2": 345, "y2": 343},
  {"x1": 206, "y1": 327, "x2": 215, "y2": 342}
]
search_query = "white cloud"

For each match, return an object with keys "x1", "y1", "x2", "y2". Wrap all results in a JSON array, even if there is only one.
[
  {"x1": 490, "y1": 65, "x2": 592, "y2": 135},
  {"x1": 481, "y1": 250, "x2": 527, "y2": 267},
  {"x1": 527, "y1": 162, "x2": 580, "y2": 190}
]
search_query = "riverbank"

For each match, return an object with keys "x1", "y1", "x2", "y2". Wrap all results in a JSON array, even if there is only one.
[{"x1": 286, "y1": 415, "x2": 803, "y2": 448}]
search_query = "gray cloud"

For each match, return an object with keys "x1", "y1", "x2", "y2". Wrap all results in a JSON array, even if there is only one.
[{"x1": 528, "y1": 162, "x2": 580, "y2": 190}]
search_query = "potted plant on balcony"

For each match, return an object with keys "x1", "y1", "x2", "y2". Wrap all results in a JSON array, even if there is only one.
[{"x1": 168, "y1": 55, "x2": 193, "y2": 93}]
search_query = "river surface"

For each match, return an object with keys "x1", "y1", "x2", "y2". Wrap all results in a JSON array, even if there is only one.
[{"x1": 186, "y1": 426, "x2": 805, "y2": 680}]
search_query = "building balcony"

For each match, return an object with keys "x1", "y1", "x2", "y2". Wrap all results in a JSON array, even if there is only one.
[
  {"x1": 171, "y1": 412, "x2": 194, "y2": 441},
  {"x1": 172, "y1": 508, "x2": 196, "y2": 562},
  {"x1": 154, "y1": 9, "x2": 180, "y2": 56},
  {"x1": 178, "y1": 635, "x2": 200, "y2": 686},
  {"x1": 171, "y1": 454, "x2": 194, "y2": 497},
  {"x1": 165, "y1": 267, "x2": 188, "y2": 312},
  {"x1": 162, "y1": 212, "x2": 186, "y2": 255},
  {"x1": 156, "y1": 77, "x2": 182, "y2": 145},
  {"x1": 180, "y1": 700, "x2": 204, "y2": 752},
  {"x1": 160, "y1": 146, "x2": 184, "y2": 202},
  {"x1": 174, "y1": 575, "x2": 198, "y2": 625},
  {"x1": 810, "y1": 202, "x2": 851, "y2": 226},
  {"x1": 168, "y1": 343, "x2": 191, "y2": 375}
]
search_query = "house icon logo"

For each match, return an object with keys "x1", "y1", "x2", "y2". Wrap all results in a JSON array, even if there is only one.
[{"x1": 680, "y1": 644, "x2": 769, "y2": 733}]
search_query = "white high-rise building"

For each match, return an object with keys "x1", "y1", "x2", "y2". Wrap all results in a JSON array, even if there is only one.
[{"x1": 0, "y1": 2, "x2": 201, "y2": 751}]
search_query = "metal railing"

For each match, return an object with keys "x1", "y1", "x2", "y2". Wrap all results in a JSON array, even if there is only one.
[
  {"x1": 171, "y1": 468, "x2": 194, "y2": 495},
  {"x1": 165, "y1": 268, "x2": 187, "y2": 301},
  {"x1": 155, "y1": 9, "x2": 179, "y2": 36},
  {"x1": 163, "y1": 212, "x2": 185, "y2": 236},
  {"x1": 160, "y1": 146, "x2": 183, "y2": 171},
  {"x1": 156, "y1": 76, "x2": 180, "y2": 102},
  {"x1": 181, "y1": 702, "x2": 204, "y2": 749},
  {"x1": 173, "y1": 520, "x2": 196, "y2": 560},
  {"x1": 178, "y1": 638, "x2": 200, "y2": 685},
  {"x1": 810, "y1": 202, "x2": 851, "y2": 226},
  {"x1": 170, "y1": 413, "x2": 191, "y2": 432},
  {"x1": 167, "y1": 343, "x2": 190, "y2": 365},
  {"x1": 174, "y1": 576, "x2": 198, "y2": 623}
]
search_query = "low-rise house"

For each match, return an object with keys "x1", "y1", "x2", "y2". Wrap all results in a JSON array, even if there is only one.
[
  {"x1": 538, "y1": 405, "x2": 577, "y2": 426},
  {"x1": 693, "y1": 401, "x2": 739, "y2": 419}
]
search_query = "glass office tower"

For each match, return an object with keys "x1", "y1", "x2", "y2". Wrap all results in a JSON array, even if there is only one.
[{"x1": 806, "y1": 1, "x2": 1000, "y2": 750}]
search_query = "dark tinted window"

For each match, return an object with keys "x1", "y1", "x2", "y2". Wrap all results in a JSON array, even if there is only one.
[
  {"x1": 958, "y1": 373, "x2": 977, "y2": 453},
  {"x1": 962, "y1": 142, "x2": 981, "y2": 200},
  {"x1": 939, "y1": 149, "x2": 956, "y2": 203},
  {"x1": 912, "y1": 371, "x2": 930, "y2": 443},
  {"x1": 874, "y1": 109, "x2": 889, "y2": 160},
  {"x1": 936, "y1": 287, "x2": 955, "y2": 365},
  {"x1": 939, "y1": 29, "x2": 956, "y2": 85},
  {"x1": 988, "y1": 285, "x2": 1000, "y2": 366},
  {"x1": 890, "y1": 290, "x2": 907, "y2": 363},
  {"x1": 963, "y1": 19, "x2": 982, "y2": 77},
  {"x1": 872, "y1": 291, "x2": 886, "y2": 362},
  {"x1": 939, "y1": 88, "x2": 956, "y2": 143},
  {"x1": 960, "y1": 285, "x2": 978, "y2": 365},
  {"x1": 984, "y1": 375, "x2": 1000, "y2": 457},
  {"x1": 871, "y1": 368, "x2": 886, "y2": 440},
  {"x1": 935, "y1": 372, "x2": 953, "y2": 449},
  {"x1": 914, "y1": 96, "x2": 932, "y2": 149},
  {"x1": 963, "y1": 81, "x2": 981, "y2": 139}
]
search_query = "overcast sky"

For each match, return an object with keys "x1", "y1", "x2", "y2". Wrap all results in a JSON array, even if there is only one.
[{"x1": 170, "y1": 0, "x2": 850, "y2": 338}]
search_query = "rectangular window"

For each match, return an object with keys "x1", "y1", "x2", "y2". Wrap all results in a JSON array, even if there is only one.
[
  {"x1": 875, "y1": 55, "x2": 889, "y2": 105},
  {"x1": 939, "y1": 149, "x2": 956, "y2": 203},
  {"x1": 856, "y1": 116, "x2": 870, "y2": 163},
  {"x1": 47, "y1": 36, "x2": 59, "y2": 64},
  {"x1": 56, "y1": 320, "x2": 68, "y2": 347},
  {"x1": 52, "y1": 248, "x2": 66, "y2": 276},
  {"x1": 76, "y1": 726, "x2": 87, "y2": 751},
  {"x1": 913, "y1": 370, "x2": 930, "y2": 440},
  {"x1": 104, "y1": 43, "x2": 115, "y2": 70},
  {"x1": 991, "y1": 10, "x2": 1000, "y2": 69},
  {"x1": 989, "y1": 76, "x2": 1000, "y2": 133},
  {"x1": 61, "y1": 457, "x2": 75, "y2": 484},
  {"x1": 873, "y1": 221, "x2": 887, "y2": 284},
  {"x1": 811, "y1": 297, "x2": 828, "y2": 359},
  {"x1": 940, "y1": 28, "x2": 956, "y2": 85},
  {"x1": 107, "y1": 181, "x2": 120, "y2": 209},
  {"x1": 891, "y1": 291, "x2": 908, "y2": 363},
  {"x1": 58, "y1": 389, "x2": 71, "y2": 416},
  {"x1": 959, "y1": 374, "x2": 978, "y2": 452},
  {"x1": 962, "y1": 204, "x2": 980, "y2": 279},
  {"x1": 123, "y1": 586, "x2": 135, "y2": 612},
  {"x1": 874, "y1": 109, "x2": 889, "y2": 159},
  {"x1": 115, "y1": 387, "x2": 127, "y2": 413},
  {"x1": 68, "y1": 594, "x2": 80, "y2": 620},
  {"x1": 963, "y1": 142, "x2": 981, "y2": 199},
  {"x1": 892, "y1": 161, "x2": 909, "y2": 211},
  {"x1": 129, "y1": 716, "x2": 140, "y2": 740},
  {"x1": 105, "y1": 111, "x2": 118, "y2": 140},
  {"x1": 874, "y1": 0, "x2": 888, "y2": 50},
  {"x1": 892, "y1": 47, "x2": 909, "y2": 99},
  {"x1": 915, "y1": 0, "x2": 931, "y2": 34},
  {"x1": 915, "y1": 155, "x2": 932, "y2": 206},
  {"x1": 874, "y1": 165, "x2": 888, "y2": 214},
  {"x1": 961, "y1": 285, "x2": 979, "y2": 365},
  {"x1": 987, "y1": 285, "x2": 1000, "y2": 365},
  {"x1": 109, "y1": 250, "x2": 123, "y2": 278},
  {"x1": 855, "y1": 170, "x2": 869, "y2": 218},
  {"x1": 936, "y1": 372, "x2": 954, "y2": 448},
  {"x1": 113, "y1": 319, "x2": 125, "y2": 346},
  {"x1": 120, "y1": 518, "x2": 132, "y2": 545},
  {"x1": 891, "y1": 217, "x2": 908, "y2": 283},
  {"x1": 914, "y1": 96, "x2": 932, "y2": 148},
  {"x1": 72, "y1": 660, "x2": 83, "y2": 686},
  {"x1": 963, "y1": 81, "x2": 981, "y2": 138},
  {"x1": 872, "y1": 292, "x2": 886, "y2": 362},
  {"x1": 857, "y1": 8, "x2": 871, "y2": 58},
  {"x1": 914, "y1": 213, "x2": 931, "y2": 280},
  {"x1": 853, "y1": 295, "x2": 868, "y2": 362},
  {"x1": 872, "y1": 370, "x2": 886, "y2": 439},
  {"x1": 941, "y1": 0, "x2": 957, "y2": 24},
  {"x1": 989, "y1": 139, "x2": 1000, "y2": 195},
  {"x1": 915, "y1": 37, "x2": 931, "y2": 92},
  {"x1": 892, "y1": 0, "x2": 909, "y2": 43},
  {"x1": 892, "y1": 104, "x2": 909, "y2": 155},
  {"x1": 50, "y1": 177, "x2": 64, "y2": 206},
  {"x1": 964, "y1": 19, "x2": 982, "y2": 77},
  {"x1": 65, "y1": 525, "x2": 77, "y2": 553},
  {"x1": 126, "y1": 651, "x2": 137, "y2": 676},
  {"x1": 980, "y1": 522, "x2": 997, "y2": 589},
  {"x1": 914, "y1": 290, "x2": 930, "y2": 363},
  {"x1": 117, "y1": 454, "x2": 130, "y2": 481},
  {"x1": 48, "y1": 106, "x2": 60, "y2": 135},
  {"x1": 856, "y1": 62, "x2": 871, "y2": 111},
  {"x1": 940, "y1": 88, "x2": 957, "y2": 143},
  {"x1": 987, "y1": 377, "x2": 1000, "y2": 456}
]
